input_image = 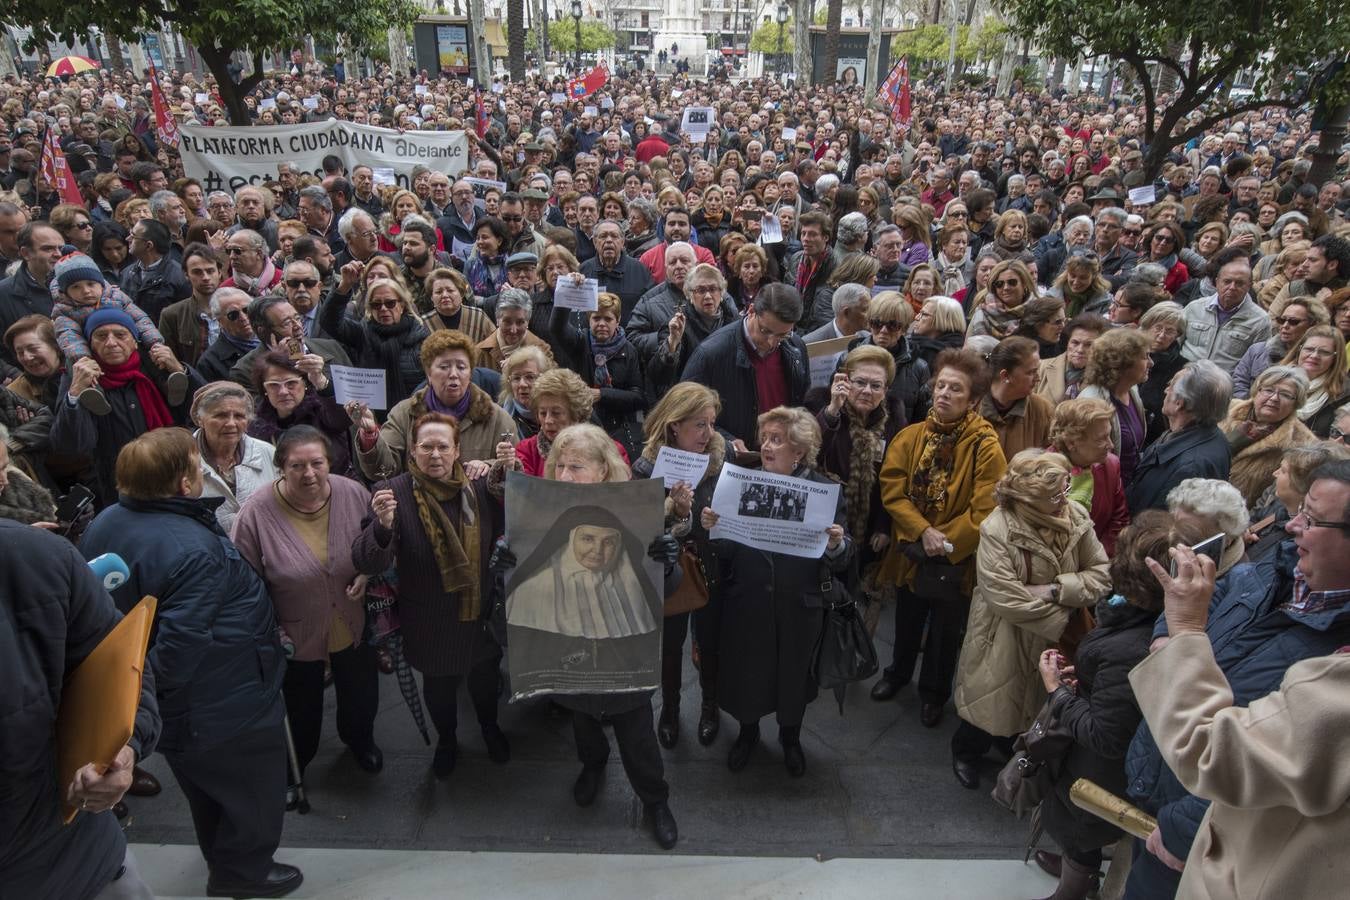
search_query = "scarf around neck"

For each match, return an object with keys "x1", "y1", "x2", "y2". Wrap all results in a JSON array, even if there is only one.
[
  {"x1": 909, "y1": 408, "x2": 977, "y2": 520},
  {"x1": 844, "y1": 403, "x2": 888, "y2": 540},
  {"x1": 424, "y1": 383, "x2": 473, "y2": 420},
  {"x1": 1016, "y1": 503, "x2": 1076, "y2": 560},
  {"x1": 588, "y1": 326, "x2": 627, "y2": 387},
  {"x1": 98, "y1": 351, "x2": 174, "y2": 430},
  {"x1": 407, "y1": 459, "x2": 481, "y2": 620},
  {"x1": 233, "y1": 257, "x2": 276, "y2": 297}
]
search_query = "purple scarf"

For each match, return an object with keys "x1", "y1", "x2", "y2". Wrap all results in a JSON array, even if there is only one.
[{"x1": 425, "y1": 385, "x2": 472, "y2": 420}]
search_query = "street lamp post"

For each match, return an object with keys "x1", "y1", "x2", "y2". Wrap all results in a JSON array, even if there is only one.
[
  {"x1": 775, "y1": 2, "x2": 788, "y2": 80},
  {"x1": 570, "y1": 0, "x2": 582, "y2": 72}
]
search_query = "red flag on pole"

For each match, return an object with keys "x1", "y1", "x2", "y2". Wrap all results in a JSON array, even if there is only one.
[
  {"x1": 567, "y1": 64, "x2": 610, "y2": 99},
  {"x1": 877, "y1": 57, "x2": 912, "y2": 125},
  {"x1": 39, "y1": 128, "x2": 84, "y2": 207},
  {"x1": 148, "y1": 61, "x2": 180, "y2": 149}
]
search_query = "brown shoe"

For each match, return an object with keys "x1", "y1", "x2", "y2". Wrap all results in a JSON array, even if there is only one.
[
  {"x1": 1034, "y1": 849, "x2": 1061, "y2": 878},
  {"x1": 127, "y1": 766, "x2": 161, "y2": 797}
]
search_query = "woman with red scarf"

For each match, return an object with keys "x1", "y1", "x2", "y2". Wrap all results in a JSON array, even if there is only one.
[{"x1": 49, "y1": 308, "x2": 199, "y2": 506}]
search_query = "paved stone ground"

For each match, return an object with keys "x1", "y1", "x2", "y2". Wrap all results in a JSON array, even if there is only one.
[{"x1": 125, "y1": 604, "x2": 1034, "y2": 859}]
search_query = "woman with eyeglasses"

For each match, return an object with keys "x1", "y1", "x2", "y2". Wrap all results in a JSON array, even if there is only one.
[
  {"x1": 320, "y1": 262, "x2": 429, "y2": 410},
  {"x1": 1141, "y1": 222, "x2": 1190, "y2": 296},
  {"x1": 844, "y1": 292, "x2": 932, "y2": 428},
  {"x1": 50, "y1": 203, "x2": 95, "y2": 255},
  {"x1": 1219, "y1": 365, "x2": 1315, "y2": 508},
  {"x1": 497, "y1": 345, "x2": 554, "y2": 440},
  {"x1": 1106, "y1": 281, "x2": 1162, "y2": 328},
  {"x1": 1245, "y1": 442, "x2": 1350, "y2": 563},
  {"x1": 1232, "y1": 296, "x2": 1324, "y2": 399},
  {"x1": 1014, "y1": 296, "x2": 1069, "y2": 359},
  {"x1": 1279, "y1": 326, "x2": 1350, "y2": 438},
  {"x1": 1324, "y1": 288, "x2": 1350, "y2": 346},
  {"x1": 968, "y1": 259, "x2": 1035, "y2": 340},
  {"x1": 247, "y1": 350, "x2": 358, "y2": 479},
  {"x1": 909, "y1": 296, "x2": 967, "y2": 369},
  {"x1": 1255, "y1": 241, "x2": 1311, "y2": 309},
  {"x1": 1077, "y1": 328, "x2": 1153, "y2": 481},
  {"x1": 951, "y1": 449, "x2": 1110, "y2": 791}
]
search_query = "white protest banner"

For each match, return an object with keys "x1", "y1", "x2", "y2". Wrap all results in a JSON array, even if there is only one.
[
  {"x1": 806, "y1": 335, "x2": 852, "y2": 388},
  {"x1": 330, "y1": 365, "x2": 388, "y2": 410},
  {"x1": 584, "y1": 105, "x2": 598, "y2": 117},
  {"x1": 710, "y1": 464, "x2": 841, "y2": 558},
  {"x1": 681, "y1": 107, "x2": 716, "y2": 138},
  {"x1": 782, "y1": 126, "x2": 797, "y2": 142},
  {"x1": 650, "y1": 446, "x2": 710, "y2": 489},
  {"x1": 758, "y1": 214, "x2": 783, "y2": 245},
  {"x1": 194, "y1": 92, "x2": 209, "y2": 104},
  {"x1": 179, "y1": 121, "x2": 469, "y2": 194},
  {"x1": 1128, "y1": 185, "x2": 1156, "y2": 206},
  {"x1": 372, "y1": 166, "x2": 396, "y2": 186},
  {"x1": 553, "y1": 277, "x2": 600, "y2": 312}
]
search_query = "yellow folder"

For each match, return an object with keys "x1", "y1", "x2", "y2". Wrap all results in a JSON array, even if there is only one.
[{"x1": 56, "y1": 595, "x2": 157, "y2": 824}]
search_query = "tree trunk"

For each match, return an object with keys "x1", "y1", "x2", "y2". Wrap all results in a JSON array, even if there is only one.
[
  {"x1": 962, "y1": 0, "x2": 978, "y2": 26},
  {"x1": 106, "y1": 34, "x2": 126, "y2": 70},
  {"x1": 469, "y1": 0, "x2": 491, "y2": 85},
  {"x1": 1067, "y1": 56, "x2": 1083, "y2": 95},
  {"x1": 995, "y1": 33, "x2": 1016, "y2": 96},
  {"x1": 864, "y1": 0, "x2": 883, "y2": 95},
  {"x1": 1310, "y1": 100, "x2": 1350, "y2": 187},
  {"x1": 198, "y1": 45, "x2": 263, "y2": 126},
  {"x1": 1155, "y1": 40, "x2": 1183, "y2": 95},
  {"x1": 1050, "y1": 57, "x2": 1065, "y2": 92},
  {"x1": 793, "y1": 0, "x2": 813, "y2": 85},
  {"x1": 822, "y1": 0, "x2": 842, "y2": 85},
  {"x1": 506, "y1": 0, "x2": 526, "y2": 80}
]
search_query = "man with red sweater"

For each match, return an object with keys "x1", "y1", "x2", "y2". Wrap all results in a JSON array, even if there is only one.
[
  {"x1": 635, "y1": 119, "x2": 675, "y2": 163},
  {"x1": 639, "y1": 207, "x2": 715, "y2": 282}
]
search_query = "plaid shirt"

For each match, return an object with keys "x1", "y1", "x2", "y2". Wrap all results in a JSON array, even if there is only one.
[{"x1": 1283, "y1": 571, "x2": 1350, "y2": 617}]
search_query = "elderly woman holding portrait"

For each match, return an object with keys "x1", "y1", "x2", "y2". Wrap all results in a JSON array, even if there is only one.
[
  {"x1": 951, "y1": 449, "x2": 1111, "y2": 790},
  {"x1": 872, "y1": 349, "x2": 1007, "y2": 728},
  {"x1": 1126, "y1": 360, "x2": 1233, "y2": 513},
  {"x1": 1077, "y1": 327, "x2": 1153, "y2": 482},
  {"x1": 1220, "y1": 366, "x2": 1316, "y2": 508},
  {"x1": 191, "y1": 382, "x2": 278, "y2": 533},
  {"x1": 700, "y1": 407, "x2": 851, "y2": 778},
  {"x1": 1047, "y1": 398, "x2": 1131, "y2": 555},
  {"x1": 353, "y1": 412, "x2": 507, "y2": 779},
  {"x1": 355, "y1": 329, "x2": 516, "y2": 481}
]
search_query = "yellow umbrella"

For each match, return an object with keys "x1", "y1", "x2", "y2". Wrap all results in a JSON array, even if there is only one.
[{"x1": 46, "y1": 56, "x2": 101, "y2": 77}]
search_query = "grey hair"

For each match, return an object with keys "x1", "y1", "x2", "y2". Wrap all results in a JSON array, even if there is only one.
[
  {"x1": 1230, "y1": 221, "x2": 1265, "y2": 246},
  {"x1": 964, "y1": 334, "x2": 999, "y2": 357},
  {"x1": 1167, "y1": 478, "x2": 1250, "y2": 537},
  {"x1": 1006, "y1": 174, "x2": 1026, "y2": 189},
  {"x1": 815, "y1": 173, "x2": 840, "y2": 196},
  {"x1": 190, "y1": 380, "x2": 255, "y2": 425},
  {"x1": 1129, "y1": 262, "x2": 1168, "y2": 287},
  {"x1": 282, "y1": 259, "x2": 318, "y2": 279},
  {"x1": 148, "y1": 189, "x2": 177, "y2": 217},
  {"x1": 1249, "y1": 364, "x2": 1310, "y2": 409},
  {"x1": 232, "y1": 229, "x2": 266, "y2": 253},
  {"x1": 1139, "y1": 300, "x2": 1186, "y2": 336},
  {"x1": 832, "y1": 283, "x2": 870, "y2": 316},
  {"x1": 836, "y1": 212, "x2": 869, "y2": 246},
  {"x1": 628, "y1": 197, "x2": 659, "y2": 229},
  {"x1": 686, "y1": 262, "x2": 727, "y2": 291},
  {"x1": 1095, "y1": 207, "x2": 1128, "y2": 226},
  {"x1": 208, "y1": 286, "x2": 251, "y2": 318},
  {"x1": 496, "y1": 286, "x2": 533, "y2": 317},
  {"x1": 1066, "y1": 215, "x2": 1095, "y2": 236},
  {"x1": 207, "y1": 190, "x2": 233, "y2": 205},
  {"x1": 298, "y1": 184, "x2": 332, "y2": 212},
  {"x1": 1172, "y1": 360, "x2": 1233, "y2": 426},
  {"x1": 1270, "y1": 210, "x2": 1309, "y2": 237},
  {"x1": 337, "y1": 207, "x2": 373, "y2": 241},
  {"x1": 664, "y1": 240, "x2": 696, "y2": 263}
]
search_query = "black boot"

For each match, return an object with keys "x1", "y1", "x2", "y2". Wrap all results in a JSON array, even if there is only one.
[
  {"x1": 1031, "y1": 856, "x2": 1097, "y2": 900},
  {"x1": 779, "y1": 725, "x2": 806, "y2": 778},
  {"x1": 658, "y1": 699, "x2": 679, "y2": 748},
  {"x1": 728, "y1": 721, "x2": 759, "y2": 772}
]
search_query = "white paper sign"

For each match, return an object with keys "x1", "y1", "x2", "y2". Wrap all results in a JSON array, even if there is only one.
[
  {"x1": 650, "y1": 446, "x2": 711, "y2": 489},
  {"x1": 258, "y1": 98, "x2": 277, "y2": 110},
  {"x1": 600, "y1": 96, "x2": 614, "y2": 109},
  {"x1": 493, "y1": 83, "x2": 505, "y2": 94},
  {"x1": 758, "y1": 214, "x2": 783, "y2": 245},
  {"x1": 553, "y1": 277, "x2": 600, "y2": 312},
  {"x1": 464, "y1": 176, "x2": 508, "y2": 196},
  {"x1": 195, "y1": 92, "x2": 210, "y2": 104},
  {"x1": 450, "y1": 236, "x2": 475, "y2": 261},
  {"x1": 330, "y1": 365, "x2": 388, "y2": 410},
  {"x1": 584, "y1": 105, "x2": 598, "y2": 117},
  {"x1": 114, "y1": 94, "x2": 127, "y2": 109},
  {"x1": 467, "y1": 77, "x2": 474, "y2": 88},
  {"x1": 302, "y1": 97, "x2": 319, "y2": 110},
  {"x1": 1128, "y1": 185, "x2": 1156, "y2": 206},
  {"x1": 782, "y1": 126, "x2": 797, "y2": 142},
  {"x1": 415, "y1": 84, "x2": 429, "y2": 96},
  {"x1": 551, "y1": 92, "x2": 567, "y2": 103},
  {"x1": 709, "y1": 464, "x2": 841, "y2": 558},
  {"x1": 680, "y1": 106, "x2": 716, "y2": 138},
  {"x1": 372, "y1": 166, "x2": 396, "y2": 186},
  {"x1": 809, "y1": 351, "x2": 843, "y2": 388}
]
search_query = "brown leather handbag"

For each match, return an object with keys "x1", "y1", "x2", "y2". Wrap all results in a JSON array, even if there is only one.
[{"x1": 663, "y1": 546, "x2": 709, "y2": 617}]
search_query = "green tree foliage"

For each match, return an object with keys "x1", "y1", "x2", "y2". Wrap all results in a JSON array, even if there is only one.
[
  {"x1": 998, "y1": 0, "x2": 1350, "y2": 179},
  {"x1": 889, "y1": 21, "x2": 1006, "y2": 70},
  {"x1": 505, "y1": 18, "x2": 615, "y2": 54},
  {"x1": 748, "y1": 18, "x2": 796, "y2": 55},
  {"x1": 4, "y1": 0, "x2": 421, "y2": 125}
]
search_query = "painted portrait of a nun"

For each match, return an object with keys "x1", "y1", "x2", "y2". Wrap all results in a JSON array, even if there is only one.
[{"x1": 507, "y1": 505, "x2": 660, "y2": 639}]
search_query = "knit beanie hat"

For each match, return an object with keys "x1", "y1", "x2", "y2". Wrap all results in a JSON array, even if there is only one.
[
  {"x1": 54, "y1": 252, "x2": 106, "y2": 293},
  {"x1": 83, "y1": 307, "x2": 138, "y2": 341}
]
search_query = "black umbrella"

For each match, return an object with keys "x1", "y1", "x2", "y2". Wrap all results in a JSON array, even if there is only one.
[{"x1": 366, "y1": 571, "x2": 431, "y2": 746}]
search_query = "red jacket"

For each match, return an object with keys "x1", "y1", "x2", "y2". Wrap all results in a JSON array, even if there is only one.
[
  {"x1": 639, "y1": 241, "x2": 717, "y2": 282},
  {"x1": 635, "y1": 135, "x2": 672, "y2": 163},
  {"x1": 1089, "y1": 452, "x2": 1130, "y2": 555},
  {"x1": 515, "y1": 433, "x2": 631, "y2": 477}
]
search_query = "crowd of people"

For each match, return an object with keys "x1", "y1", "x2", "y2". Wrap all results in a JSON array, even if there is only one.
[{"x1": 4, "y1": 54, "x2": 1350, "y2": 900}]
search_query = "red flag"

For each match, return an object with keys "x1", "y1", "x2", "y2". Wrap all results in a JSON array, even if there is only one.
[
  {"x1": 148, "y1": 61, "x2": 180, "y2": 148},
  {"x1": 39, "y1": 128, "x2": 84, "y2": 206},
  {"x1": 475, "y1": 88, "x2": 490, "y2": 138},
  {"x1": 567, "y1": 64, "x2": 610, "y2": 99},
  {"x1": 877, "y1": 57, "x2": 912, "y2": 125}
]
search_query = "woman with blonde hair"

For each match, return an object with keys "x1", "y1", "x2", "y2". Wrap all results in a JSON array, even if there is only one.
[
  {"x1": 497, "y1": 345, "x2": 556, "y2": 439},
  {"x1": 894, "y1": 203, "x2": 932, "y2": 268},
  {"x1": 320, "y1": 267, "x2": 429, "y2": 409},
  {"x1": 909, "y1": 296, "x2": 967, "y2": 368},
  {"x1": 1256, "y1": 241, "x2": 1311, "y2": 308},
  {"x1": 1279, "y1": 325, "x2": 1350, "y2": 437},
  {"x1": 991, "y1": 209, "x2": 1029, "y2": 259},
  {"x1": 729, "y1": 242, "x2": 770, "y2": 310},
  {"x1": 632, "y1": 383, "x2": 727, "y2": 748},
  {"x1": 378, "y1": 189, "x2": 442, "y2": 252},
  {"x1": 901, "y1": 263, "x2": 940, "y2": 316},
  {"x1": 951, "y1": 449, "x2": 1110, "y2": 790},
  {"x1": 1232, "y1": 293, "x2": 1325, "y2": 398},
  {"x1": 1047, "y1": 254, "x2": 1110, "y2": 318},
  {"x1": 701, "y1": 406, "x2": 851, "y2": 777},
  {"x1": 1046, "y1": 397, "x2": 1130, "y2": 554},
  {"x1": 967, "y1": 259, "x2": 1035, "y2": 339}
]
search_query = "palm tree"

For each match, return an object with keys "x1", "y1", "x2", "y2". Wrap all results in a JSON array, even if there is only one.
[
  {"x1": 822, "y1": 0, "x2": 842, "y2": 85},
  {"x1": 507, "y1": 0, "x2": 526, "y2": 81}
]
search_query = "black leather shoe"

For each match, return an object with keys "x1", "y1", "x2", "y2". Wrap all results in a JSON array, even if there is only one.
[
  {"x1": 482, "y1": 725, "x2": 510, "y2": 764},
  {"x1": 128, "y1": 766, "x2": 161, "y2": 797},
  {"x1": 207, "y1": 862, "x2": 304, "y2": 898},
  {"x1": 648, "y1": 801, "x2": 679, "y2": 849},
  {"x1": 351, "y1": 743, "x2": 384, "y2": 774},
  {"x1": 284, "y1": 786, "x2": 299, "y2": 811},
  {"x1": 1034, "y1": 849, "x2": 1062, "y2": 878},
  {"x1": 432, "y1": 742, "x2": 458, "y2": 779},
  {"x1": 727, "y1": 725, "x2": 759, "y2": 772},
  {"x1": 952, "y1": 756, "x2": 980, "y2": 790},
  {"x1": 920, "y1": 702, "x2": 944, "y2": 728},
  {"x1": 113, "y1": 800, "x2": 130, "y2": 820},
  {"x1": 697, "y1": 701, "x2": 720, "y2": 746},
  {"x1": 782, "y1": 741, "x2": 806, "y2": 778},
  {"x1": 657, "y1": 704, "x2": 679, "y2": 749},
  {"x1": 573, "y1": 764, "x2": 604, "y2": 807},
  {"x1": 870, "y1": 676, "x2": 903, "y2": 702}
]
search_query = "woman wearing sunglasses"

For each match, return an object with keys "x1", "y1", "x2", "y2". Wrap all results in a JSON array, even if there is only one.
[{"x1": 320, "y1": 260, "x2": 430, "y2": 409}]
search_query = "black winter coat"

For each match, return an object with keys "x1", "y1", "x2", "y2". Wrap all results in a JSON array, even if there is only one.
[
  {"x1": 1141, "y1": 342, "x2": 1186, "y2": 445},
  {"x1": 784, "y1": 248, "x2": 840, "y2": 332},
  {"x1": 1125, "y1": 424, "x2": 1230, "y2": 514},
  {"x1": 319, "y1": 287, "x2": 429, "y2": 408},
  {"x1": 681, "y1": 320, "x2": 811, "y2": 448},
  {"x1": 0, "y1": 521, "x2": 160, "y2": 900},
  {"x1": 0, "y1": 264, "x2": 54, "y2": 365},
  {"x1": 628, "y1": 283, "x2": 739, "y2": 402},
  {"x1": 1041, "y1": 599, "x2": 1156, "y2": 857},
  {"x1": 548, "y1": 307, "x2": 647, "y2": 454},
  {"x1": 80, "y1": 495, "x2": 284, "y2": 754},
  {"x1": 118, "y1": 257, "x2": 192, "y2": 323}
]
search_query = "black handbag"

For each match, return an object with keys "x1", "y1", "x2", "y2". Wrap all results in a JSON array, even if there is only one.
[
  {"x1": 811, "y1": 573, "x2": 879, "y2": 713},
  {"x1": 990, "y1": 697, "x2": 1074, "y2": 817}
]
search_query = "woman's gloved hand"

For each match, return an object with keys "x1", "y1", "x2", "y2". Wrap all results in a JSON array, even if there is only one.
[
  {"x1": 489, "y1": 537, "x2": 517, "y2": 574},
  {"x1": 646, "y1": 533, "x2": 681, "y2": 568}
]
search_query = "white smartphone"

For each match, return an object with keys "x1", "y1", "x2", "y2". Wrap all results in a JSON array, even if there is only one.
[{"x1": 1170, "y1": 532, "x2": 1226, "y2": 577}]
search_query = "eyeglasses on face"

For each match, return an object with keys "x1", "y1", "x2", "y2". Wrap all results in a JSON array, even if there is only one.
[
  {"x1": 223, "y1": 309, "x2": 246, "y2": 321},
  {"x1": 263, "y1": 377, "x2": 304, "y2": 392},
  {"x1": 368, "y1": 298, "x2": 400, "y2": 310},
  {"x1": 1123, "y1": 229, "x2": 1142, "y2": 236},
  {"x1": 286, "y1": 278, "x2": 319, "y2": 289},
  {"x1": 1274, "y1": 316, "x2": 1307, "y2": 327},
  {"x1": 1255, "y1": 385, "x2": 1298, "y2": 403},
  {"x1": 868, "y1": 318, "x2": 904, "y2": 331},
  {"x1": 1292, "y1": 502, "x2": 1350, "y2": 531},
  {"x1": 993, "y1": 278, "x2": 1022, "y2": 289}
]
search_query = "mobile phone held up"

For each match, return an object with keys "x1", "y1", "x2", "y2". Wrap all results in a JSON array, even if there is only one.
[{"x1": 1169, "y1": 532, "x2": 1225, "y2": 578}]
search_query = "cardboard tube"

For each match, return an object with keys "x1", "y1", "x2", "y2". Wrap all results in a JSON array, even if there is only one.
[{"x1": 1070, "y1": 778, "x2": 1159, "y2": 840}]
